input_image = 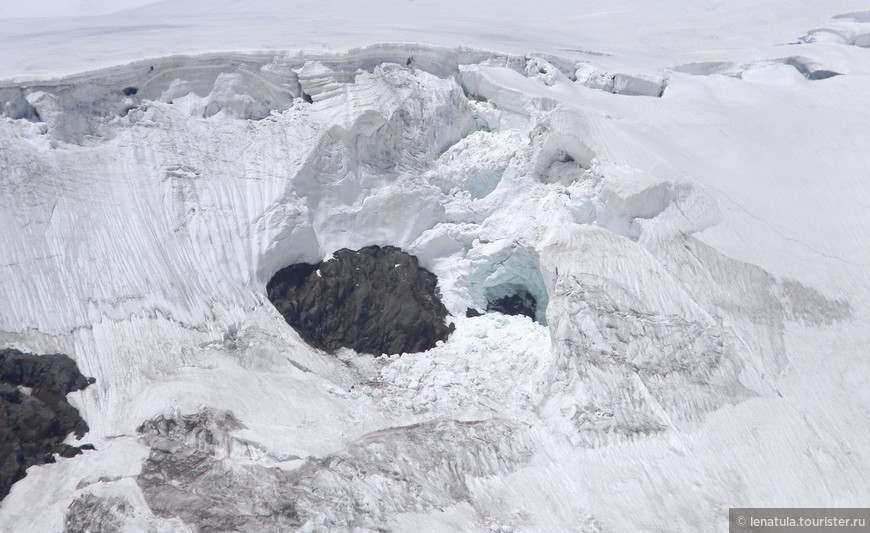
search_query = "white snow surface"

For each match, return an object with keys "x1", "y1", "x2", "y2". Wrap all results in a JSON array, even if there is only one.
[
  {"x1": 1, "y1": 2, "x2": 870, "y2": 532},
  {"x1": 0, "y1": 0, "x2": 155, "y2": 19}
]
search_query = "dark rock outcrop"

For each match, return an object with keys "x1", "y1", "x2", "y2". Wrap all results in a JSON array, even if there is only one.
[
  {"x1": 487, "y1": 286, "x2": 538, "y2": 321},
  {"x1": 465, "y1": 307, "x2": 483, "y2": 318},
  {"x1": 0, "y1": 348, "x2": 94, "y2": 500},
  {"x1": 266, "y1": 245, "x2": 453, "y2": 355}
]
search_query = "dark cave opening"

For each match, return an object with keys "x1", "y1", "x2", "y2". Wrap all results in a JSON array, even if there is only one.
[{"x1": 485, "y1": 285, "x2": 538, "y2": 322}]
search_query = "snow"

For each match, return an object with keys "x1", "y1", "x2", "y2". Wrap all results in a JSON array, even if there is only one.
[
  {"x1": 1, "y1": 1, "x2": 870, "y2": 532},
  {"x1": 0, "y1": 0, "x2": 156, "y2": 19},
  {"x1": 0, "y1": 0, "x2": 867, "y2": 81}
]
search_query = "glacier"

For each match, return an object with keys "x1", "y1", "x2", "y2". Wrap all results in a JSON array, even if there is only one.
[{"x1": 1, "y1": 1, "x2": 870, "y2": 532}]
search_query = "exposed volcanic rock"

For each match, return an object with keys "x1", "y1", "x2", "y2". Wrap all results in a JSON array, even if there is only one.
[
  {"x1": 266, "y1": 246, "x2": 453, "y2": 355},
  {"x1": 0, "y1": 348, "x2": 94, "y2": 500}
]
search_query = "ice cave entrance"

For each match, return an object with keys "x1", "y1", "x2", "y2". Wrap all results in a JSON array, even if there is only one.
[
  {"x1": 485, "y1": 284, "x2": 539, "y2": 322},
  {"x1": 266, "y1": 245, "x2": 453, "y2": 356}
]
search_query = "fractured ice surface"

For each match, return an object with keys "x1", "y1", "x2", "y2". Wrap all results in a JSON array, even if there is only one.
[
  {"x1": 0, "y1": 21, "x2": 867, "y2": 530},
  {"x1": 130, "y1": 409, "x2": 531, "y2": 532}
]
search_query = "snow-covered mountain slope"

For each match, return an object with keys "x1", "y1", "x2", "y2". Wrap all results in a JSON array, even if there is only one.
[
  {"x1": 1, "y1": 3, "x2": 870, "y2": 532},
  {"x1": 0, "y1": 0, "x2": 156, "y2": 19},
  {"x1": 2, "y1": 0, "x2": 870, "y2": 81}
]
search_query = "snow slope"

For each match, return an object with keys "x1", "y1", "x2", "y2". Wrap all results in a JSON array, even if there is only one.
[
  {"x1": 0, "y1": 0, "x2": 156, "y2": 19},
  {"x1": 2, "y1": 0, "x2": 869, "y2": 80},
  {"x1": 1, "y1": 2, "x2": 870, "y2": 532}
]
